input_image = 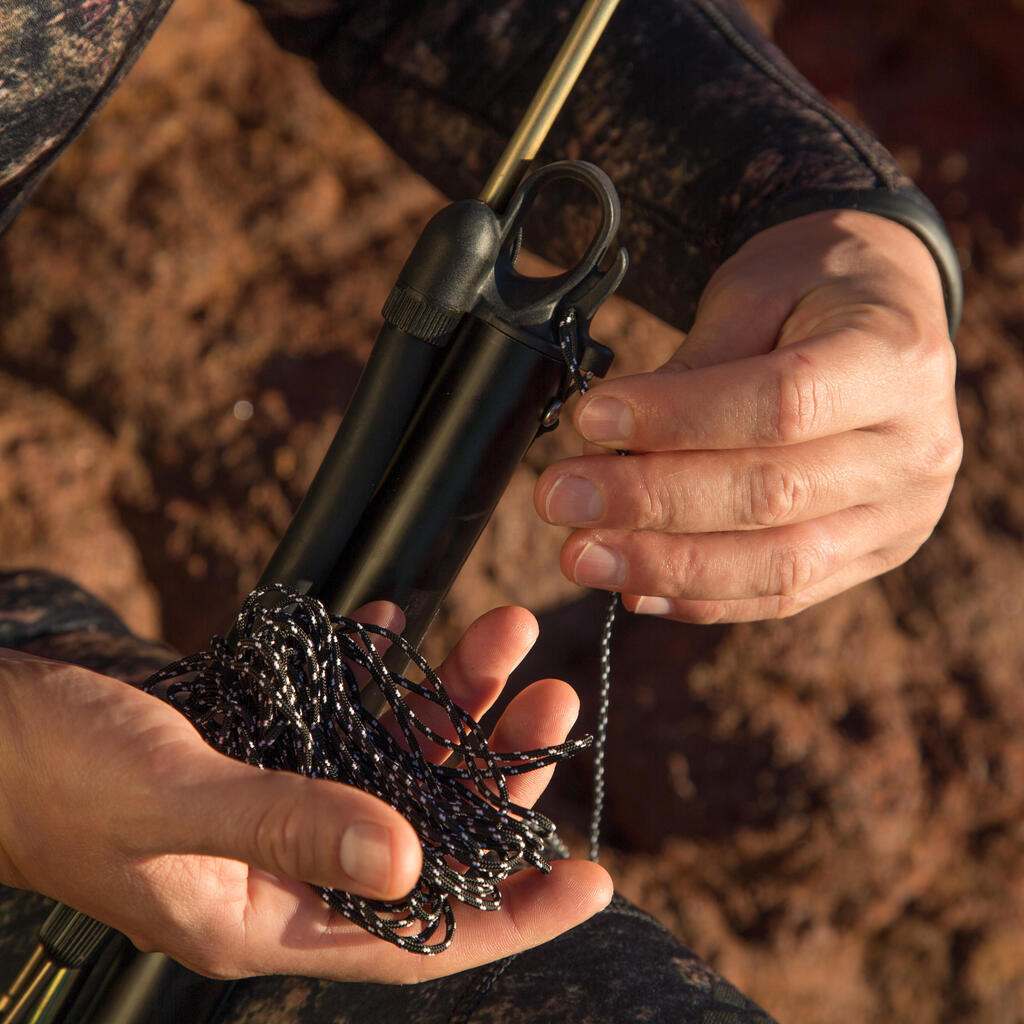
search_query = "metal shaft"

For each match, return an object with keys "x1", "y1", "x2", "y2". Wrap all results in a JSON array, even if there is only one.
[
  {"x1": 478, "y1": 0, "x2": 621, "y2": 210},
  {"x1": 0, "y1": 962, "x2": 60, "y2": 1024},
  {"x1": 0, "y1": 946, "x2": 45, "y2": 1017}
]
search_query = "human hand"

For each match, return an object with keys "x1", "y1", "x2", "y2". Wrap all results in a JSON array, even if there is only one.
[
  {"x1": 0, "y1": 606, "x2": 610, "y2": 982},
  {"x1": 535, "y1": 210, "x2": 962, "y2": 622}
]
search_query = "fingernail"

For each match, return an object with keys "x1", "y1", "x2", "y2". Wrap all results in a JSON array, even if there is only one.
[
  {"x1": 572, "y1": 542, "x2": 626, "y2": 588},
  {"x1": 545, "y1": 476, "x2": 604, "y2": 524},
  {"x1": 578, "y1": 397, "x2": 633, "y2": 443},
  {"x1": 340, "y1": 822, "x2": 392, "y2": 894},
  {"x1": 634, "y1": 596, "x2": 674, "y2": 616}
]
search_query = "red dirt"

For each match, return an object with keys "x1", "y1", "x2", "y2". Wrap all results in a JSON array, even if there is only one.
[{"x1": 2, "y1": 2, "x2": 1023, "y2": 1021}]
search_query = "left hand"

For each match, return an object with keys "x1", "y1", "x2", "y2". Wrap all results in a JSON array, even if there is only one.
[
  {"x1": 535, "y1": 210, "x2": 962, "y2": 623},
  {"x1": 0, "y1": 606, "x2": 610, "y2": 983}
]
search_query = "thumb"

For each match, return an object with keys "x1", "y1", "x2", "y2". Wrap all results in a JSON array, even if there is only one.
[
  {"x1": 668, "y1": 277, "x2": 787, "y2": 371},
  {"x1": 152, "y1": 750, "x2": 423, "y2": 901},
  {"x1": 663, "y1": 215, "x2": 843, "y2": 372},
  {"x1": 666, "y1": 210, "x2": 901, "y2": 372}
]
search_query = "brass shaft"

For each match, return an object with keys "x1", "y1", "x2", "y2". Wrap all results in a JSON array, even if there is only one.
[
  {"x1": 478, "y1": 0, "x2": 621, "y2": 210},
  {"x1": 0, "y1": 945, "x2": 45, "y2": 1016},
  {"x1": 0, "y1": 962, "x2": 59, "y2": 1024},
  {"x1": 25, "y1": 967, "x2": 73, "y2": 1024}
]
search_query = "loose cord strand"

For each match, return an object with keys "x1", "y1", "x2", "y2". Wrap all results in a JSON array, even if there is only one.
[
  {"x1": 557, "y1": 308, "x2": 621, "y2": 864},
  {"x1": 589, "y1": 591, "x2": 618, "y2": 861}
]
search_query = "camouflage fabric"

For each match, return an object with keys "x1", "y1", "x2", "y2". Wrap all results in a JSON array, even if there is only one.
[
  {"x1": 0, "y1": 0, "x2": 174, "y2": 232},
  {"x1": 0, "y1": 570, "x2": 779, "y2": 1023},
  {"x1": 252, "y1": 0, "x2": 961, "y2": 331},
  {"x1": 0, "y1": 0, "x2": 960, "y2": 327}
]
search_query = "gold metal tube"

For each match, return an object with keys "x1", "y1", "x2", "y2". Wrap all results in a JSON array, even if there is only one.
[
  {"x1": 478, "y1": 0, "x2": 621, "y2": 210},
  {"x1": 0, "y1": 962, "x2": 57, "y2": 1024},
  {"x1": 26, "y1": 967, "x2": 71, "y2": 1024},
  {"x1": 0, "y1": 946, "x2": 45, "y2": 1015}
]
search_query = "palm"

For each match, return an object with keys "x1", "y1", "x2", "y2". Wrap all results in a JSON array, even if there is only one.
[{"x1": 0, "y1": 606, "x2": 611, "y2": 982}]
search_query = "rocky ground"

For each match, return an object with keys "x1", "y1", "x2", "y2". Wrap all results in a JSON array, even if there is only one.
[{"x1": 1, "y1": 1, "x2": 1023, "y2": 1021}]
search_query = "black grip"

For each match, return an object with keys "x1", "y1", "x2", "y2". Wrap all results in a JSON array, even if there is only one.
[
  {"x1": 381, "y1": 284, "x2": 461, "y2": 342},
  {"x1": 320, "y1": 315, "x2": 565, "y2": 647},
  {"x1": 39, "y1": 905, "x2": 111, "y2": 969}
]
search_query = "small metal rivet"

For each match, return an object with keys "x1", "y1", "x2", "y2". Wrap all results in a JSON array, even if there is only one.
[{"x1": 540, "y1": 399, "x2": 563, "y2": 428}]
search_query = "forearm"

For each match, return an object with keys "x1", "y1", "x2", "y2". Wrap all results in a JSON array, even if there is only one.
[
  {"x1": 0, "y1": 571, "x2": 175, "y2": 685},
  {"x1": 2, "y1": 2, "x2": 961, "y2": 333},
  {"x1": 250, "y1": 0, "x2": 962, "y2": 333}
]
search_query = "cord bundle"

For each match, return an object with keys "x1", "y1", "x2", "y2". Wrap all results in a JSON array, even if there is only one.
[{"x1": 144, "y1": 585, "x2": 589, "y2": 954}]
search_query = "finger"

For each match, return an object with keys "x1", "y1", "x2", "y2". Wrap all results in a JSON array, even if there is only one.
[
  {"x1": 148, "y1": 752, "x2": 423, "y2": 901},
  {"x1": 283, "y1": 859, "x2": 613, "y2": 983},
  {"x1": 417, "y1": 860, "x2": 612, "y2": 981},
  {"x1": 435, "y1": 606, "x2": 538, "y2": 719},
  {"x1": 350, "y1": 600, "x2": 404, "y2": 635},
  {"x1": 486, "y1": 678, "x2": 580, "y2": 809},
  {"x1": 571, "y1": 327, "x2": 909, "y2": 452},
  {"x1": 536, "y1": 430, "x2": 894, "y2": 533},
  {"x1": 624, "y1": 544, "x2": 916, "y2": 623},
  {"x1": 391, "y1": 606, "x2": 538, "y2": 763},
  {"x1": 560, "y1": 504, "x2": 903, "y2": 602},
  {"x1": 347, "y1": 600, "x2": 404, "y2": 689}
]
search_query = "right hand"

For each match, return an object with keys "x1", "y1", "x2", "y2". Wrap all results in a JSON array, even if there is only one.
[{"x1": 0, "y1": 605, "x2": 610, "y2": 982}]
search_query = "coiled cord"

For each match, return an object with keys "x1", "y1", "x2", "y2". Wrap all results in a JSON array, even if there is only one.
[{"x1": 144, "y1": 585, "x2": 591, "y2": 955}]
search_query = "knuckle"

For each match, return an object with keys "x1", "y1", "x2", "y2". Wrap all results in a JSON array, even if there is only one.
[
  {"x1": 745, "y1": 461, "x2": 809, "y2": 527},
  {"x1": 909, "y1": 323, "x2": 958, "y2": 391},
  {"x1": 873, "y1": 544, "x2": 917, "y2": 575},
  {"x1": 769, "y1": 356, "x2": 831, "y2": 444},
  {"x1": 767, "y1": 542, "x2": 822, "y2": 596},
  {"x1": 894, "y1": 327, "x2": 962, "y2": 490},
  {"x1": 685, "y1": 601, "x2": 733, "y2": 625},
  {"x1": 766, "y1": 592, "x2": 815, "y2": 620},
  {"x1": 635, "y1": 467, "x2": 676, "y2": 531},
  {"x1": 669, "y1": 541, "x2": 706, "y2": 593},
  {"x1": 501, "y1": 882, "x2": 532, "y2": 953},
  {"x1": 919, "y1": 422, "x2": 964, "y2": 487},
  {"x1": 252, "y1": 789, "x2": 307, "y2": 878},
  {"x1": 896, "y1": 322, "x2": 958, "y2": 408}
]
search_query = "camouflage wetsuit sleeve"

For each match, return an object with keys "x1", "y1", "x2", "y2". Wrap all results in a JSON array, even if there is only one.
[
  {"x1": 1, "y1": 0, "x2": 962, "y2": 332},
  {"x1": 0, "y1": 0, "x2": 174, "y2": 232},
  {"x1": 248, "y1": 0, "x2": 963, "y2": 333}
]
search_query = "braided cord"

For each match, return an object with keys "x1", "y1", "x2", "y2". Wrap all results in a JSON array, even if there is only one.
[
  {"x1": 145, "y1": 585, "x2": 591, "y2": 955},
  {"x1": 557, "y1": 308, "x2": 621, "y2": 864},
  {"x1": 589, "y1": 592, "x2": 618, "y2": 861}
]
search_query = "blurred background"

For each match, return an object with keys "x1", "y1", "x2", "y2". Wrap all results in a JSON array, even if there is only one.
[{"x1": 1, "y1": 1, "x2": 1022, "y2": 1020}]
